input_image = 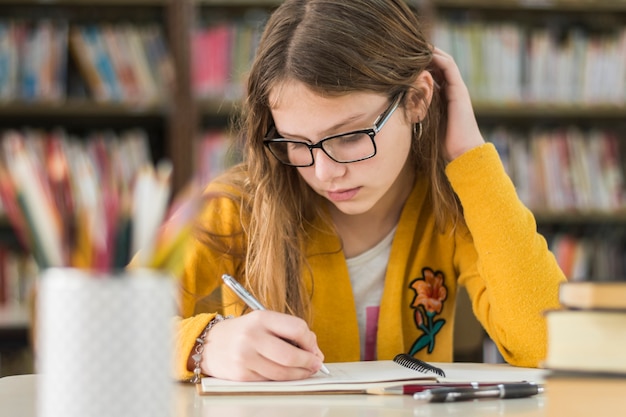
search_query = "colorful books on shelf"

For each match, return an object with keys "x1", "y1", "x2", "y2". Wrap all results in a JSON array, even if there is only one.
[
  {"x1": 0, "y1": 247, "x2": 37, "y2": 310},
  {"x1": 543, "y1": 231, "x2": 625, "y2": 282},
  {"x1": 192, "y1": 23, "x2": 230, "y2": 99},
  {"x1": 69, "y1": 25, "x2": 111, "y2": 102},
  {"x1": 196, "y1": 129, "x2": 233, "y2": 186},
  {"x1": 433, "y1": 16, "x2": 626, "y2": 105},
  {"x1": 0, "y1": 20, "x2": 68, "y2": 102},
  {"x1": 0, "y1": 127, "x2": 201, "y2": 274},
  {"x1": 487, "y1": 126, "x2": 626, "y2": 214},
  {"x1": 191, "y1": 15, "x2": 267, "y2": 100},
  {"x1": 1, "y1": 19, "x2": 174, "y2": 105},
  {"x1": 67, "y1": 23, "x2": 174, "y2": 104}
]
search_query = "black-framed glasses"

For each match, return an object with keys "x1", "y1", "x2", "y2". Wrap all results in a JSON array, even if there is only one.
[{"x1": 263, "y1": 92, "x2": 404, "y2": 167}]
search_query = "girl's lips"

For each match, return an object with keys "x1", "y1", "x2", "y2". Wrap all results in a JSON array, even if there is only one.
[{"x1": 326, "y1": 187, "x2": 360, "y2": 202}]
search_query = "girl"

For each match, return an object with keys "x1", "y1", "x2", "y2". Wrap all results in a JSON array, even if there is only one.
[{"x1": 176, "y1": 0, "x2": 566, "y2": 382}]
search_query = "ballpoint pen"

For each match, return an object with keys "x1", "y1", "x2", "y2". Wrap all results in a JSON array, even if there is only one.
[
  {"x1": 413, "y1": 382, "x2": 544, "y2": 403},
  {"x1": 221, "y1": 274, "x2": 331, "y2": 376},
  {"x1": 366, "y1": 382, "x2": 514, "y2": 395}
]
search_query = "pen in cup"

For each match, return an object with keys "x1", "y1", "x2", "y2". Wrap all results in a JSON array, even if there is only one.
[
  {"x1": 221, "y1": 274, "x2": 331, "y2": 376},
  {"x1": 413, "y1": 382, "x2": 544, "y2": 403}
]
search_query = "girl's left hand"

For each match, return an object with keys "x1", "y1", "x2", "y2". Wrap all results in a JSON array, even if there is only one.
[{"x1": 431, "y1": 47, "x2": 485, "y2": 162}]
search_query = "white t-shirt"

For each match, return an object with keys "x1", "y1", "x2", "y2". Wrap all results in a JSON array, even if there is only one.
[{"x1": 346, "y1": 227, "x2": 396, "y2": 361}]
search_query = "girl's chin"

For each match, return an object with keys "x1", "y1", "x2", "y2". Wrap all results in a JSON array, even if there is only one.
[{"x1": 327, "y1": 200, "x2": 375, "y2": 217}]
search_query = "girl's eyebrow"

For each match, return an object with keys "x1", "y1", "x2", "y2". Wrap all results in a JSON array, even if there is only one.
[{"x1": 277, "y1": 113, "x2": 368, "y2": 141}]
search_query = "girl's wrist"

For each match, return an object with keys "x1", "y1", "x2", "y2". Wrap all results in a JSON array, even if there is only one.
[
  {"x1": 189, "y1": 314, "x2": 233, "y2": 383},
  {"x1": 445, "y1": 140, "x2": 485, "y2": 163}
]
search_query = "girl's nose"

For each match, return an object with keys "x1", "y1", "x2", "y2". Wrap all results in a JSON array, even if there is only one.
[{"x1": 312, "y1": 149, "x2": 346, "y2": 182}]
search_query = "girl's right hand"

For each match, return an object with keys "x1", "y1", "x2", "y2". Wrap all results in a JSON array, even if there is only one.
[{"x1": 198, "y1": 310, "x2": 325, "y2": 381}]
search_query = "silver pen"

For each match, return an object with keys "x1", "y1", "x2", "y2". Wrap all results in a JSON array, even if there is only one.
[
  {"x1": 413, "y1": 382, "x2": 544, "y2": 402},
  {"x1": 221, "y1": 274, "x2": 331, "y2": 376}
]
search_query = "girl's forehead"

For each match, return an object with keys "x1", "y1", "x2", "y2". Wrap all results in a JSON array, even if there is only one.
[
  {"x1": 268, "y1": 81, "x2": 320, "y2": 110},
  {"x1": 268, "y1": 81, "x2": 381, "y2": 112}
]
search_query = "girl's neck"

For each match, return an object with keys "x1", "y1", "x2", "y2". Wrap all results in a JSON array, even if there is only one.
[{"x1": 330, "y1": 163, "x2": 415, "y2": 258}]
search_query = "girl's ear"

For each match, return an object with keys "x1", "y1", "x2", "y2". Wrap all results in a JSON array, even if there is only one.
[{"x1": 405, "y1": 71, "x2": 434, "y2": 123}]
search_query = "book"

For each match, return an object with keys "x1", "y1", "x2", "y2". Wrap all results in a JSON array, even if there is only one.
[
  {"x1": 140, "y1": 24, "x2": 175, "y2": 100},
  {"x1": 198, "y1": 360, "x2": 548, "y2": 395},
  {"x1": 81, "y1": 25, "x2": 122, "y2": 102},
  {"x1": 101, "y1": 23, "x2": 141, "y2": 102},
  {"x1": 192, "y1": 23, "x2": 231, "y2": 98},
  {"x1": 68, "y1": 26, "x2": 108, "y2": 101},
  {"x1": 543, "y1": 309, "x2": 626, "y2": 375},
  {"x1": 559, "y1": 281, "x2": 626, "y2": 310},
  {"x1": 196, "y1": 130, "x2": 230, "y2": 185},
  {"x1": 124, "y1": 24, "x2": 159, "y2": 104}
]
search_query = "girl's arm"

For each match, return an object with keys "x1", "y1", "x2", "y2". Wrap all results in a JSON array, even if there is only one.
[{"x1": 431, "y1": 47, "x2": 566, "y2": 367}]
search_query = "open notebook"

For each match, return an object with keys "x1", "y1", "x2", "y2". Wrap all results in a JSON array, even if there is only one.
[{"x1": 198, "y1": 355, "x2": 548, "y2": 395}]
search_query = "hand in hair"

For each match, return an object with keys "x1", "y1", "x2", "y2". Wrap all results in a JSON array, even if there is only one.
[
  {"x1": 198, "y1": 310, "x2": 326, "y2": 381},
  {"x1": 431, "y1": 47, "x2": 485, "y2": 162}
]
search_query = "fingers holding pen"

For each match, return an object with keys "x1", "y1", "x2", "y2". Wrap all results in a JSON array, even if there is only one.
[{"x1": 201, "y1": 310, "x2": 325, "y2": 381}]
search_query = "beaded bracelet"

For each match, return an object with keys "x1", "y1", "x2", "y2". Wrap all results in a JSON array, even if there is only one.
[{"x1": 190, "y1": 314, "x2": 232, "y2": 383}]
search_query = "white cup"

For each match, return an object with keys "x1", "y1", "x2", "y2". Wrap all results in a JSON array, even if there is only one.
[{"x1": 36, "y1": 268, "x2": 175, "y2": 417}]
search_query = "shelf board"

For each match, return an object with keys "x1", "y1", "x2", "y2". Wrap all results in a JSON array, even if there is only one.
[
  {"x1": 433, "y1": 0, "x2": 626, "y2": 12},
  {"x1": 0, "y1": 100, "x2": 168, "y2": 118},
  {"x1": 0, "y1": 0, "x2": 169, "y2": 5},
  {"x1": 198, "y1": 98, "x2": 242, "y2": 117},
  {"x1": 196, "y1": 0, "x2": 281, "y2": 6},
  {"x1": 198, "y1": 98, "x2": 626, "y2": 120},
  {"x1": 534, "y1": 210, "x2": 626, "y2": 224},
  {"x1": 195, "y1": 0, "x2": 626, "y2": 12},
  {"x1": 472, "y1": 102, "x2": 626, "y2": 119}
]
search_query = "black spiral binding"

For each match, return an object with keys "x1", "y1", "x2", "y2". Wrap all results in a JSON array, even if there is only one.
[{"x1": 393, "y1": 353, "x2": 446, "y2": 377}]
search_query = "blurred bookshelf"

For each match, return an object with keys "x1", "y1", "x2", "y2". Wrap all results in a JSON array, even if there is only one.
[
  {"x1": 0, "y1": 317, "x2": 33, "y2": 377},
  {"x1": 425, "y1": 0, "x2": 626, "y2": 281},
  {"x1": 0, "y1": 0, "x2": 187, "y2": 375},
  {"x1": 1, "y1": 0, "x2": 626, "y2": 372}
]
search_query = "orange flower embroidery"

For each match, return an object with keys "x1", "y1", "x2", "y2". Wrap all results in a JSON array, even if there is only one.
[
  {"x1": 411, "y1": 268, "x2": 447, "y2": 318},
  {"x1": 408, "y1": 267, "x2": 448, "y2": 355}
]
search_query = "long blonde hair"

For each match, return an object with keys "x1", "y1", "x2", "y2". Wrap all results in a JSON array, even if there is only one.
[{"x1": 201, "y1": 0, "x2": 459, "y2": 322}]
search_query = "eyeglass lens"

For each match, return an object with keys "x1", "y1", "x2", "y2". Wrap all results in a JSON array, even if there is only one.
[{"x1": 266, "y1": 132, "x2": 375, "y2": 166}]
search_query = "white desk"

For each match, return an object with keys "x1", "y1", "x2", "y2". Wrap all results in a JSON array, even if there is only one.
[
  {"x1": 6, "y1": 372, "x2": 626, "y2": 417},
  {"x1": 1, "y1": 373, "x2": 547, "y2": 417}
]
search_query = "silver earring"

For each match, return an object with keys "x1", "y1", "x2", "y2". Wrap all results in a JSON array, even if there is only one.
[{"x1": 414, "y1": 122, "x2": 422, "y2": 141}]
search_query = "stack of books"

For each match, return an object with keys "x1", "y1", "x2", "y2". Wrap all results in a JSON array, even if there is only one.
[{"x1": 543, "y1": 281, "x2": 626, "y2": 415}]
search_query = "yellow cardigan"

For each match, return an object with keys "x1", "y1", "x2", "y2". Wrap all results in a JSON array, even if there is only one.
[{"x1": 174, "y1": 143, "x2": 566, "y2": 381}]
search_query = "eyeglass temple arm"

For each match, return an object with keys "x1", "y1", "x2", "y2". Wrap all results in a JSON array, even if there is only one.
[{"x1": 373, "y1": 93, "x2": 404, "y2": 133}]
